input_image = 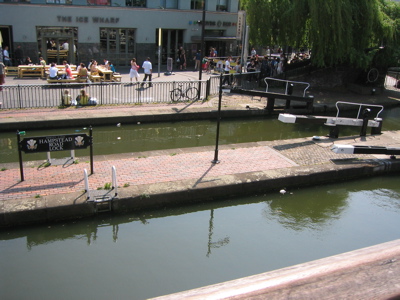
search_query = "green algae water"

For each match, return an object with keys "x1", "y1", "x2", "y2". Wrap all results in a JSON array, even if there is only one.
[
  {"x1": 1, "y1": 106, "x2": 400, "y2": 164},
  {"x1": 1, "y1": 175, "x2": 399, "y2": 299}
]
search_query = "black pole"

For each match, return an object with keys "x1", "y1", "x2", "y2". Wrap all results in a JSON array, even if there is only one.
[
  {"x1": 212, "y1": 74, "x2": 223, "y2": 164},
  {"x1": 198, "y1": 0, "x2": 206, "y2": 98},
  {"x1": 89, "y1": 126, "x2": 94, "y2": 174},
  {"x1": 16, "y1": 130, "x2": 24, "y2": 181}
]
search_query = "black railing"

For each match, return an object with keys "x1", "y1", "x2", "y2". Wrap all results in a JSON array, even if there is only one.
[
  {"x1": 0, "y1": 80, "x2": 210, "y2": 109},
  {"x1": 0, "y1": 73, "x2": 263, "y2": 110}
]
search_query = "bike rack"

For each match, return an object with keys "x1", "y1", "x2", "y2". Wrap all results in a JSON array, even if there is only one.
[{"x1": 84, "y1": 166, "x2": 118, "y2": 213}]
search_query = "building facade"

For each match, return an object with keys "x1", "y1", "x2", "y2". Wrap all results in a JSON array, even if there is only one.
[{"x1": 0, "y1": 0, "x2": 241, "y2": 67}]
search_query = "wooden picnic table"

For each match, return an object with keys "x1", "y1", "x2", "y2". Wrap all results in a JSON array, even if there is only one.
[
  {"x1": 18, "y1": 65, "x2": 45, "y2": 78},
  {"x1": 97, "y1": 66, "x2": 113, "y2": 82}
]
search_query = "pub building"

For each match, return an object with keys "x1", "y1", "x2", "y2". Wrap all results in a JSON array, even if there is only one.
[{"x1": 0, "y1": 0, "x2": 241, "y2": 67}]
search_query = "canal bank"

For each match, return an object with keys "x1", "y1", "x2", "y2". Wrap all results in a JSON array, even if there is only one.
[
  {"x1": 1, "y1": 83, "x2": 400, "y2": 227},
  {"x1": 1, "y1": 130, "x2": 400, "y2": 227}
]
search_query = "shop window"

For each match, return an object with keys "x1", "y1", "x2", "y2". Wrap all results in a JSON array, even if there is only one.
[
  {"x1": 3, "y1": 0, "x2": 31, "y2": 2},
  {"x1": 216, "y1": 0, "x2": 229, "y2": 11},
  {"x1": 100, "y1": 28, "x2": 135, "y2": 65},
  {"x1": 87, "y1": 0, "x2": 110, "y2": 5},
  {"x1": 191, "y1": 0, "x2": 203, "y2": 10},
  {"x1": 45, "y1": 0, "x2": 72, "y2": 4},
  {"x1": 159, "y1": 0, "x2": 177, "y2": 9},
  {"x1": 125, "y1": 0, "x2": 146, "y2": 7}
]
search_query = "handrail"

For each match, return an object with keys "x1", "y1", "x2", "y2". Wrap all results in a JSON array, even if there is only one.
[
  {"x1": 263, "y1": 77, "x2": 310, "y2": 97},
  {"x1": 335, "y1": 101, "x2": 384, "y2": 120}
]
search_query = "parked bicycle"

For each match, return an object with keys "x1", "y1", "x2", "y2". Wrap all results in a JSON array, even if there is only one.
[{"x1": 170, "y1": 82, "x2": 199, "y2": 102}]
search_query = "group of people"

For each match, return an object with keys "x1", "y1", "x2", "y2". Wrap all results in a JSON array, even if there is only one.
[
  {"x1": 61, "y1": 89, "x2": 97, "y2": 106},
  {"x1": 129, "y1": 57, "x2": 152, "y2": 87}
]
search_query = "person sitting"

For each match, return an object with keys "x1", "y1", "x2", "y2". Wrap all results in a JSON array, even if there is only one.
[
  {"x1": 90, "y1": 60, "x2": 99, "y2": 75},
  {"x1": 39, "y1": 57, "x2": 46, "y2": 67},
  {"x1": 61, "y1": 64, "x2": 73, "y2": 79},
  {"x1": 62, "y1": 89, "x2": 72, "y2": 106},
  {"x1": 76, "y1": 89, "x2": 97, "y2": 106},
  {"x1": 24, "y1": 57, "x2": 32, "y2": 65},
  {"x1": 77, "y1": 63, "x2": 89, "y2": 80},
  {"x1": 48, "y1": 63, "x2": 58, "y2": 80},
  {"x1": 109, "y1": 62, "x2": 116, "y2": 73}
]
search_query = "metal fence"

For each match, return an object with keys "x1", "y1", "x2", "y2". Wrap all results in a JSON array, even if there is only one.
[
  {"x1": 0, "y1": 80, "x2": 210, "y2": 109},
  {"x1": 0, "y1": 73, "x2": 262, "y2": 109}
]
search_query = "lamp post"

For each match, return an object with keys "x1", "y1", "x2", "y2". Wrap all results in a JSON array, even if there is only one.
[{"x1": 198, "y1": 0, "x2": 206, "y2": 85}]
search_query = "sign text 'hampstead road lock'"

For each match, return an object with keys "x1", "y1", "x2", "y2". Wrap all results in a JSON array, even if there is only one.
[{"x1": 20, "y1": 134, "x2": 92, "y2": 153}]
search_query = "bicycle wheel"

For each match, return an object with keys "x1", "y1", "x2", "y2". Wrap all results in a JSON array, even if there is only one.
[
  {"x1": 186, "y1": 86, "x2": 199, "y2": 101},
  {"x1": 170, "y1": 88, "x2": 182, "y2": 102}
]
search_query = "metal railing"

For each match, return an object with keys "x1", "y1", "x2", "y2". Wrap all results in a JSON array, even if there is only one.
[
  {"x1": 0, "y1": 80, "x2": 209, "y2": 109},
  {"x1": 263, "y1": 77, "x2": 310, "y2": 97},
  {"x1": 0, "y1": 73, "x2": 265, "y2": 110}
]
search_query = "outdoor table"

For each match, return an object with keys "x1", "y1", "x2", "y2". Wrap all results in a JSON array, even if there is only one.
[
  {"x1": 18, "y1": 65, "x2": 45, "y2": 78},
  {"x1": 98, "y1": 66, "x2": 113, "y2": 82}
]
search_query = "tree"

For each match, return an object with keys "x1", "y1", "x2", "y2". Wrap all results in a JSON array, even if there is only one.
[{"x1": 240, "y1": 0, "x2": 398, "y2": 69}]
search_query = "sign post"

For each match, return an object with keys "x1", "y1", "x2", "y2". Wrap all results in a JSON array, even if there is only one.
[
  {"x1": 17, "y1": 130, "x2": 93, "y2": 180},
  {"x1": 17, "y1": 130, "x2": 25, "y2": 182}
]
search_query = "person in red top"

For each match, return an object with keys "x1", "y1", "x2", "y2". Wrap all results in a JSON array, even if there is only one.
[{"x1": 63, "y1": 64, "x2": 73, "y2": 79}]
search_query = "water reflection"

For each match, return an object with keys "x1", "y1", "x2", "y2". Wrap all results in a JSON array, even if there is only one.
[
  {"x1": 206, "y1": 209, "x2": 230, "y2": 257},
  {"x1": 263, "y1": 188, "x2": 348, "y2": 231}
]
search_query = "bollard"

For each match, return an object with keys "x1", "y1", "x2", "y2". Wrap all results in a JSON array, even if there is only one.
[
  {"x1": 287, "y1": 83, "x2": 294, "y2": 95},
  {"x1": 360, "y1": 108, "x2": 371, "y2": 137}
]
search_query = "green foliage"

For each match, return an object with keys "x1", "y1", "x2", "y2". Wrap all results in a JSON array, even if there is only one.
[{"x1": 240, "y1": 0, "x2": 399, "y2": 68}]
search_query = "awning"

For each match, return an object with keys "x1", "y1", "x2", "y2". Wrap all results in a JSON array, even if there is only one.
[{"x1": 191, "y1": 36, "x2": 237, "y2": 42}]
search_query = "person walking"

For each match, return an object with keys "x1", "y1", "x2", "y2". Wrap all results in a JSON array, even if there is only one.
[
  {"x1": 177, "y1": 46, "x2": 186, "y2": 70},
  {"x1": 3, "y1": 46, "x2": 11, "y2": 66},
  {"x1": 222, "y1": 56, "x2": 232, "y2": 86},
  {"x1": 141, "y1": 57, "x2": 152, "y2": 88},
  {"x1": 129, "y1": 58, "x2": 140, "y2": 84},
  {"x1": 194, "y1": 50, "x2": 201, "y2": 71}
]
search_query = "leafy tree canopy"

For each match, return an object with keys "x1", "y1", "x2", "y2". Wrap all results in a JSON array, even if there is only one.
[{"x1": 241, "y1": 0, "x2": 399, "y2": 68}]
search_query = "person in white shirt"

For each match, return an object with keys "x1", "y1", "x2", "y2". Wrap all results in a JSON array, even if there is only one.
[
  {"x1": 3, "y1": 46, "x2": 11, "y2": 66},
  {"x1": 61, "y1": 41, "x2": 69, "y2": 51},
  {"x1": 49, "y1": 63, "x2": 59, "y2": 79},
  {"x1": 140, "y1": 57, "x2": 152, "y2": 88},
  {"x1": 222, "y1": 56, "x2": 232, "y2": 85}
]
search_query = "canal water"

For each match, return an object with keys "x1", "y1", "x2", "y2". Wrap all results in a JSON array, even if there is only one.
[
  {"x1": 1, "y1": 106, "x2": 400, "y2": 164},
  {"x1": 1, "y1": 107, "x2": 399, "y2": 299},
  {"x1": 1, "y1": 175, "x2": 399, "y2": 299}
]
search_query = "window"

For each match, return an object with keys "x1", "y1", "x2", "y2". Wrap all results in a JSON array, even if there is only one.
[
  {"x1": 4, "y1": 0, "x2": 31, "y2": 2},
  {"x1": 159, "y1": 0, "x2": 177, "y2": 9},
  {"x1": 45, "y1": 0, "x2": 72, "y2": 4},
  {"x1": 126, "y1": 0, "x2": 146, "y2": 7},
  {"x1": 216, "y1": 0, "x2": 229, "y2": 11},
  {"x1": 100, "y1": 28, "x2": 136, "y2": 65},
  {"x1": 191, "y1": 0, "x2": 203, "y2": 10},
  {"x1": 87, "y1": 0, "x2": 110, "y2": 5}
]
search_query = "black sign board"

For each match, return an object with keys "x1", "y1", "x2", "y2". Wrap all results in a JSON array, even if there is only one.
[{"x1": 19, "y1": 134, "x2": 92, "y2": 153}]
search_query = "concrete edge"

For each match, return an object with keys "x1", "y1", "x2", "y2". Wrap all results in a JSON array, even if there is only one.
[{"x1": 149, "y1": 239, "x2": 400, "y2": 299}]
